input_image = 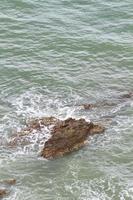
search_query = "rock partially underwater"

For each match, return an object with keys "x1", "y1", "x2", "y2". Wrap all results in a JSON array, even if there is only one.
[
  {"x1": 4, "y1": 92, "x2": 133, "y2": 159},
  {"x1": 41, "y1": 118, "x2": 105, "y2": 159},
  {"x1": 8, "y1": 117, "x2": 105, "y2": 159},
  {"x1": 80, "y1": 92, "x2": 133, "y2": 110},
  {"x1": 0, "y1": 189, "x2": 7, "y2": 198},
  {"x1": 0, "y1": 179, "x2": 16, "y2": 199},
  {"x1": 8, "y1": 117, "x2": 59, "y2": 147}
]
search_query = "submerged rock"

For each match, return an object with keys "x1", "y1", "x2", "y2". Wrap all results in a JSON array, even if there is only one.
[
  {"x1": 8, "y1": 117, "x2": 59, "y2": 147},
  {"x1": 0, "y1": 189, "x2": 7, "y2": 198},
  {"x1": 80, "y1": 92, "x2": 133, "y2": 110},
  {"x1": 0, "y1": 179, "x2": 16, "y2": 185},
  {"x1": 41, "y1": 118, "x2": 105, "y2": 159},
  {"x1": 0, "y1": 179, "x2": 16, "y2": 199},
  {"x1": 27, "y1": 117, "x2": 59, "y2": 129},
  {"x1": 119, "y1": 92, "x2": 133, "y2": 99},
  {"x1": 81, "y1": 103, "x2": 95, "y2": 110},
  {"x1": 81, "y1": 101, "x2": 117, "y2": 110}
]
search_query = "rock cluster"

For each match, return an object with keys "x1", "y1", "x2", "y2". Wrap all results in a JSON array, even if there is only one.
[
  {"x1": 8, "y1": 117, "x2": 105, "y2": 159},
  {"x1": 8, "y1": 117, "x2": 59, "y2": 147},
  {"x1": 7, "y1": 91, "x2": 133, "y2": 159}
]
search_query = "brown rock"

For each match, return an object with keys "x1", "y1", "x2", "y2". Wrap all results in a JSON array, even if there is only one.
[
  {"x1": 8, "y1": 133, "x2": 32, "y2": 147},
  {"x1": 41, "y1": 118, "x2": 105, "y2": 159},
  {"x1": 81, "y1": 101, "x2": 118, "y2": 110},
  {"x1": 120, "y1": 92, "x2": 133, "y2": 99},
  {"x1": 0, "y1": 179, "x2": 16, "y2": 199},
  {"x1": 0, "y1": 189, "x2": 8, "y2": 198},
  {"x1": 1, "y1": 179, "x2": 16, "y2": 185},
  {"x1": 27, "y1": 117, "x2": 59, "y2": 129},
  {"x1": 7, "y1": 117, "x2": 105, "y2": 159},
  {"x1": 82, "y1": 104, "x2": 95, "y2": 110},
  {"x1": 8, "y1": 117, "x2": 59, "y2": 147}
]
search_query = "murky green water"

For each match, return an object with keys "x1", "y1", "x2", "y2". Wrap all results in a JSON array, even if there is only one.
[{"x1": 0, "y1": 0, "x2": 133, "y2": 199}]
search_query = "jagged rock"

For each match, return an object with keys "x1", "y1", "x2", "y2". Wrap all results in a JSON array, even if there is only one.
[{"x1": 41, "y1": 118, "x2": 105, "y2": 159}]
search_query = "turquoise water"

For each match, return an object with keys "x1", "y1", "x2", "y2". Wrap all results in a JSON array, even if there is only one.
[{"x1": 0, "y1": 0, "x2": 133, "y2": 199}]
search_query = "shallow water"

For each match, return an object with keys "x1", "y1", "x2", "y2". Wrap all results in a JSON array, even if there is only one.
[{"x1": 0, "y1": 0, "x2": 133, "y2": 199}]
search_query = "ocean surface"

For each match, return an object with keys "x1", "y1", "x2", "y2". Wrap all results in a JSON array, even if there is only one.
[{"x1": 0, "y1": 0, "x2": 133, "y2": 199}]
